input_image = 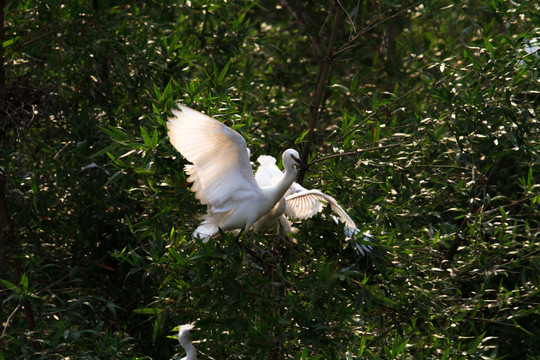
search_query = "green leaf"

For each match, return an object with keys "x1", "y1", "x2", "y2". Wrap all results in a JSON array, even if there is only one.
[
  {"x1": 151, "y1": 128, "x2": 158, "y2": 147},
  {"x1": 295, "y1": 129, "x2": 310, "y2": 145},
  {"x1": 153, "y1": 310, "x2": 164, "y2": 344},
  {"x1": 467, "y1": 332, "x2": 486, "y2": 354},
  {"x1": 3, "y1": 38, "x2": 16, "y2": 48},
  {"x1": 214, "y1": 60, "x2": 231, "y2": 85},
  {"x1": 483, "y1": 36, "x2": 494, "y2": 56},
  {"x1": 140, "y1": 126, "x2": 152, "y2": 148},
  {"x1": 20, "y1": 273, "x2": 29, "y2": 293},
  {"x1": 133, "y1": 307, "x2": 163, "y2": 315},
  {"x1": 0, "y1": 279, "x2": 17, "y2": 289},
  {"x1": 91, "y1": 143, "x2": 120, "y2": 158},
  {"x1": 100, "y1": 126, "x2": 130, "y2": 143},
  {"x1": 103, "y1": 170, "x2": 124, "y2": 188}
]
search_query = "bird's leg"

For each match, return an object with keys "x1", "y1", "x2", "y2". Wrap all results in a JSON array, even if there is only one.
[
  {"x1": 276, "y1": 225, "x2": 292, "y2": 247},
  {"x1": 275, "y1": 220, "x2": 297, "y2": 247},
  {"x1": 234, "y1": 230, "x2": 264, "y2": 264}
]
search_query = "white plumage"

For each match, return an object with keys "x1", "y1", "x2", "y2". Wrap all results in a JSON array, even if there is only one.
[
  {"x1": 177, "y1": 324, "x2": 196, "y2": 360},
  {"x1": 253, "y1": 155, "x2": 373, "y2": 255},
  {"x1": 167, "y1": 105, "x2": 306, "y2": 242}
]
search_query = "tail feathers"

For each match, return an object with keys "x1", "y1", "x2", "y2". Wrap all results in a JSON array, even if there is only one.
[
  {"x1": 193, "y1": 210, "x2": 234, "y2": 242},
  {"x1": 193, "y1": 218, "x2": 218, "y2": 243}
]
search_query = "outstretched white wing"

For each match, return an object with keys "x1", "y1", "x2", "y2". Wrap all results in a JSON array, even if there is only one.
[
  {"x1": 286, "y1": 189, "x2": 373, "y2": 255},
  {"x1": 285, "y1": 188, "x2": 356, "y2": 229},
  {"x1": 254, "y1": 155, "x2": 285, "y2": 187},
  {"x1": 168, "y1": 105, "x2": 259, "y2": 212},
  {"x1": 253, "y1": 153, "x2": 373, "y2": 255},
  {"x1": 255, "y1": 154, "x2": 357, "y2": 229}
]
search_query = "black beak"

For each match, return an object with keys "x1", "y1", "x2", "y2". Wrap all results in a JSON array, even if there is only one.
[{"x1": 292, "y1": 155, "x2": 309, "y2": 171}]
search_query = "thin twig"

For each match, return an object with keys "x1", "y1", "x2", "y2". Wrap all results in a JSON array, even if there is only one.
[
  {"x1": 442, "y1": 155, "x2": 509, "y2": 268},
  {"x1": 309, "y1": 141, "x2": 406, "y2": 165},
  {"x1": 5, "y1": 17, "x2": 87, "y2": 59},
  {"x1": 481, "y1": 194, "x2": 536, "y2": 217},
  {"x1": 298, "y1": 1, "x2": 344, "y2": 184},
  {"x1": 1, "y1": 304, "x2": 21, "y2": 339},
  {"x1": 0, "y1": 0, "x2": 5, "y2": 108},
  {"x1": 0, "y1": 174, "x2": 37, "y2": 347},
  {"x1": 333, "y1": 0, "x2": 425, "y2": 57},
  {"x1": 312, "y1": 84, "x2": 424, "y2": 164},
  {"x1": 337, "y1": 0, "x2": 356, "y2": 35},
  {"x1": 5, "y1": 2, "x2": 136, "y2": 59}
]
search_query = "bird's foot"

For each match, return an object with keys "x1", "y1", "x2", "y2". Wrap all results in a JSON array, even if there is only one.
[{"x1": 234, "y1": 235, "x2": 265, "y2": 264}]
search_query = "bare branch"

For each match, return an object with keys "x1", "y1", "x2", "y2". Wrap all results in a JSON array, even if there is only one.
[
  {"x1": 309, "y1": 141, "x2": 407, "y2": 165},
  {"x1": 334, "y1": 0, "x2": 425, "y2": 57},
  {"x1": 298, "y1": 1, "x2": 344, "y2": 184},
  {"x1": 5, "y1": 2, "x2": 136, "y2": 59},
  {"x1": 312, "y1": 84, "x2": 424, "y2": 163}
]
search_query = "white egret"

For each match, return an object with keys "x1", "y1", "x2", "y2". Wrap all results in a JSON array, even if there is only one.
[
  {"x1": 253, "y1": 155, "x2": 373, "y2": 255},
  {"x1": 177, "y1": 324, "x2": 196, "y2": 360},
  {"x1": 167, "y1": 105, "x2": 307, "y2": 242}
]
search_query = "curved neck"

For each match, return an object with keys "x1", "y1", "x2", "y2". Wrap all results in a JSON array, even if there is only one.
[
  {"x1": 180, "y1": 340, "x2": 197, "y2": 360},
  {"x1": 265, "y1": 167, "x2": 297, "y2": 205}
]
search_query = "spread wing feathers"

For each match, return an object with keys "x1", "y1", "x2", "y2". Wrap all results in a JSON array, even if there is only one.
[
  {"x1": 184, "y1": 164, "x2": 208, "y2": 204},
  {"x1": 285, "y1": 189, "x2": 357, "y2": 230},
  {"x1": 254, "y1": 155, "x2": 285, "y2": 187},
  {"x1": 255, "y1": 155, "x2": 358, "y2": 229},
  {"x1": 168, "y1": 105, "x2": 260, "y2": 212},
  {"x1": 254, "y1": 154, "x2": 372, "y2": 255}
]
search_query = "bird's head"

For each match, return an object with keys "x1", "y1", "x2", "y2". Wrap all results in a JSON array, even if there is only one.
[
  {"x1": 283, "y1": 149, "x2": 309, "y2": 171},
  {"x1": 178, "y1": 323, "x2": 195, "y2": 344}
]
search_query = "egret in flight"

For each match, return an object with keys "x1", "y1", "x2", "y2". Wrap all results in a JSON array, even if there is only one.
[
  {"x1": 177, "y1": 324, "x2": 196, "y2": 360},
  {"x1": 253, "y1": 155, "x2": 373, "y2": 255},
  {"x1": 167, "y1": 105, "x2": 307, "y2": 242}
]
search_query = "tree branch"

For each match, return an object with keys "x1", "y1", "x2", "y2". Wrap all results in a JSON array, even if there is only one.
[
  {"x1": 298, "y1": 1, "x2": 343, "y2": 184},
  {"x1": 0, "y1": 174, "x2": 38, "y2": 348},
  {"x1": 333, "y1": 0, "x2": 425, "y2": 57},
  {"x1": 0, "y1": 0, "x2": 5, "y2": 108},
  {"x1": 310, "y1": 84, "x2": 424, "y2": 164},
  {"x1": 308, "y1": 141, "x2": 407, "y2": 165},
  {"x1": 442, "y1": 155, "x2": 509, "y2": 268}
]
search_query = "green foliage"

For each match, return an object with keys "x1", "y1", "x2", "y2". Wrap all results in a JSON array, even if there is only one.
[{"x1": 1, "y1": 0, "x2": 538, "y2": 359}]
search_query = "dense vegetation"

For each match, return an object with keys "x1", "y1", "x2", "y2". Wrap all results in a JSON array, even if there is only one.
[{"x1": 1, "y1": 1, "x2": 538, "y2": 359}]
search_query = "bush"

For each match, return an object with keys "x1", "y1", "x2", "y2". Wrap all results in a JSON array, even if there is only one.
[{"x1": 1, "y1": 0, "x2": 538, "y2": 359}]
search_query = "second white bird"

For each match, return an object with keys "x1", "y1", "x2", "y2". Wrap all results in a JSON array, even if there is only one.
[{"x1": 252, "y1": 155, "x2": 373, "y2": 255}]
